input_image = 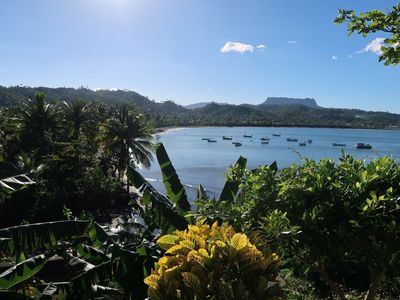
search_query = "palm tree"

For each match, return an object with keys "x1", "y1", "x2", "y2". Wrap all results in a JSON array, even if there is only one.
[
  {"x1": 62, "y1": 99, "x2": 91, "y2": 140},
  {"x1": 101, "y1": 103, "x2": 153, "y2": 190},
  {"x1": 15, "y1": 93, "x2": 57, "y2": 157}
]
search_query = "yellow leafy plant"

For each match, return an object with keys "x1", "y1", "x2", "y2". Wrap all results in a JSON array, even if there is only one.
[{"x1": 144, "y1": 221, "x2": 283, "y2": 299}]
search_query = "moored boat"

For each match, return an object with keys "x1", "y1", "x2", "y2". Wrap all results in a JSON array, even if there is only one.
[
  {"x1": 307, "y1": 139, "x2": 312, "y2": 144},
  {"x1": 202, "y1": 138, "x2": 210, "y2": 141},
  {"x1": 233, "y1": 142, "x2": 242, "y2": 147},
  {"x1": 208, "y1": 138, "x2": 217, "y2": 143},
  {"x1": 356, "y1": 143, "x2": 372, "y2": 149},
  {"x1": 243, "y1": 134, "x2": 252, "y2": 138},
  {"x1": 261, "y1": 141, "x2": 269, "y2": 144},
  {"x1": 287, "y1": 138, "x2": 298, "y2": 142},
  {"x1": 222, "y1": 136, "x2": 233, "y2": 140},
  {"x1": 332, "y1": 143, "x2": 346, "y2": 147},
  {"x1": 260, "y1": 137, "x2": 270, "y2": 141},
  {"x1": 272, "y1": 134, "x2": 281, "y2": 137},
  {"x1": 299, "y1": 141, "x2": 307, "y2": 146}
]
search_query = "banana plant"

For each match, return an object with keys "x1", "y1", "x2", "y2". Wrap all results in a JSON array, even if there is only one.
[
  {"x1": 0, "y1": 173, "x2": 35, "y2": 195},
  {"x1": 0, "y1": 218, "x2": 157, "y2": 299}
]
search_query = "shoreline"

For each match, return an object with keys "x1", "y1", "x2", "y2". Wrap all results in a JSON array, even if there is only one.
[{"x1": 153, "y1": 124, "x2": 400, "y2": 135}]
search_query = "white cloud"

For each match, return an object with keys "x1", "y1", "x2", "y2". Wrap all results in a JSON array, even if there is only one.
[
  {"x1": 348, "y1": 54, "x2": 353, "y2": 58},
  {"x1": 288, "y1": 40, "x2": 297, "y2": 44},
  {"x1": 220, "y1": 42, "x2": 254, "y2": 54},
  {"x1": 256, "y1": 44, "x2": 267, "y2": 49},
  {"x1": 359, "y1": 38, "x2": 385, "y2": 55},
  {"x1": 332, "y1": 55, "x2": 338, "y2": 60}
]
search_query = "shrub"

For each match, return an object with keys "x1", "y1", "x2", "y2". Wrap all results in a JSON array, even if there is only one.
[{"x1": 144, "y1": 221, "x2": 283, "y2": 300}]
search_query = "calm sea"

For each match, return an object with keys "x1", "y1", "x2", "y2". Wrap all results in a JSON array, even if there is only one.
[{"x1": 139, "y1": 127, "x2": 400, "y2": 200}]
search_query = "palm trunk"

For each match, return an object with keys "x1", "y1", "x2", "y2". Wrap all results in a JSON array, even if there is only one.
[{"x1": 364, "y1": 269, "x2": 385, "y2": 300}]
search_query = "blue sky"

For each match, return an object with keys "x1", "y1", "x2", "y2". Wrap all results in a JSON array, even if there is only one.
[{"x1": 0, "y1": 0, "x2": 399, "y2": 112}]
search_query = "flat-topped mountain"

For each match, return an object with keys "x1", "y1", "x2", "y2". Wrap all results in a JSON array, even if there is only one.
[
  {"x1": 0, "y1": 86, "x2": 399, "y2": 129},
  {"x1": 260, "y1": 97, "x2": 320, "y2": 108}
]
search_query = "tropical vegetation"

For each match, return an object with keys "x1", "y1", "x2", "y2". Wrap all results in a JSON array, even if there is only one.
[{"x1": 1, "y1": 2, "x2": 400, "y2": 298}]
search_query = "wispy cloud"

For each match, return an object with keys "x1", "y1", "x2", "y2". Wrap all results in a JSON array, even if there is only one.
[
  {"x1": 332, "y1": 55, "x2": 338, "y2": 60},
  {"x1": 288, "y1": 40, "x2": 297, "y2": 44},
  {"x1": 220, "y1": 42, "x2": 254, "y2": 54},
  {"x1": 348, "y1": 54, "x2": 353, "y2": 59},
  {"x1": 256, "y1": 44, "x2": 267, "y2": 49},
  {"x1": 358, "y1": 38, "x2": 385, "y2": 55}
]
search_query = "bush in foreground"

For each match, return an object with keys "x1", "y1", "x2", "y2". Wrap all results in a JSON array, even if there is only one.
[{"x1": 145, "y1": 221, "x2": 283, "y2": 300}]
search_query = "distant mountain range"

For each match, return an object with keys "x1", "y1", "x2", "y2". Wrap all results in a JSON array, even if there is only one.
[
  {"x1": 185, "y1": 97, "x2": 320, "y2": 110},
  {"x1": 0, "y1": 86, "x2": 399, "y2": 129}
]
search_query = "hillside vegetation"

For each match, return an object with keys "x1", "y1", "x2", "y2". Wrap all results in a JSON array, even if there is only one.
[{"x1": 1, "y1": 86, "x2": 399, "y2": 129}]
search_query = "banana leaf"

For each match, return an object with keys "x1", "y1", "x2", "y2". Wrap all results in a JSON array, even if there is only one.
[
  {"x1": 196, "y1": 184, "x2": 209, "y2": 201},
  {"x1": 112, "y1": 244, "x2": 149, "y2": 300},
  {"x1": 70, "y1": 260, "x2": 112, "y2": 292},
  {"x1": 37, "y1": 282, "x2": 57, "y2": 299},
  {"x1": 127, "y1": 167, "x2": 188, "y2": 231},
  {"x1": 0, "y1": 173, "x2": 35, "y2": 194},
  {"x1": 219, "y1": 156, "x2": 247, "y2": 202},
  {"x1": 155, "y1": 143, "x2": 191, "y2": 214},
  {"x1": 0, "y1": 254, "x2": 48, "y2": 289},
  {"x1": 0, "y1": 220, "x2": 91, "y2": 255}
]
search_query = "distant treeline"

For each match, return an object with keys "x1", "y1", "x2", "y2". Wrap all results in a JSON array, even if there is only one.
[{"x1": 1, "y1": 86, "x2": 399, "y2": 129}]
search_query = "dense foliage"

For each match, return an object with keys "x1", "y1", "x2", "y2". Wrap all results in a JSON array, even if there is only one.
[
  {"x1": 1, "y1": 86, "x2": 400, "y2": 129},
  {"x1": 145, "y1": 222, "x2": 282, "y2": 299},
  {"x1": 0, "y1": 93, "x2": 153, "y2": 225},
  {"x1": 197, "y1": 154, "x2": 400, "y2": 299}
]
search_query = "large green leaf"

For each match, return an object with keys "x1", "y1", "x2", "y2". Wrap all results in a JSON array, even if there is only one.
[
  {"x1": 155, "y1": 143, "x2": 191, "y2": 214},
  {"x1": 112, "y1": 244, "x2": 150, "y2": 300},
  {"x1": 127, "y1": 167, "x2": 188, "y2": 231},
  {"x1": 0, "y1": 220, "x2": 91, "y2": 255},
  {"x1": 0, "y1": 173, "x2": 35, "y2": 194},
  {"x1": 0, "y1": 254, "x2": 48, "y2": 289},
  {"x1": 219, "y1": 156, "x2": 247, "y2": 202},
  {"x1": 70, "y1": 260, "x2": 112, "y2": 292}
]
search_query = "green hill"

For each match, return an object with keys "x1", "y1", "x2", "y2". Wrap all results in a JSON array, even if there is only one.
[{"x1": 0, "y1": 86, "x2": 399, "y2": 129}]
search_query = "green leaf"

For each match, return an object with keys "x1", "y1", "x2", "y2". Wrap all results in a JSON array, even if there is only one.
[
  {"x1": 0, "y1": 220, "x2": 90, "y2": 254},
  {"x1": 157, "y1": 234, "x2": 181, "y2": 250},
  {"x1": 0, "y1": 220, "x2": 91, "y2": 255},
  {"x1": 0, "y1": 173, "x2": 35, "y2": 194},
  {"x1": 219, "y1": 156, "x2": 247, "y2": 202},
  {"x1": 0, "y1": 254, "x2": 48, "y2": 289},
  {"x1": 127, "y1": 166, "x2": 188, "y2": 231},
  {"x1": 155, "y1": 143, "x2": 191, "y2": 214}
]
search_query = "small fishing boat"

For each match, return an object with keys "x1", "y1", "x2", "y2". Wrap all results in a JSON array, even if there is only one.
[
  {"x1": 208, "y1": 138, "x2": 217, "y2": 143},
  {"x1": 243, "y1": 134, "x2": 252, "y2": 138},
  {"x1": 222, "y1": 136, "x2": 233, "y2": 140},
  {"x1": 299, "y1": 141, "x2": 307, "y2": 146},
  {"x1": 356, "y1": 143, "x2": 372, "y2": 149},
  {"x1": 287, "y1": 138, "x2": 298, "y2": 142},
  {"x1": 233, "y1": 142, "x2": 242, "y2": 147},
  {"x1": 261, "y1": 141, "x2": 269, "y2": 144},
  {"x1": 260, "y1": 137, "x2": 270, "y2": 141},
  {"x1": 332, "y1": 143, "x2": 346, "y2": 147},
  {"x1": 272, "y1": 134, "x2": 281, "y2": 137},
  {"x1": 202, "y1": 138, "x2": 210, "y2": 141},
  {"x1": 307, "y1": 139, "x2": 312, "y2": 144}
]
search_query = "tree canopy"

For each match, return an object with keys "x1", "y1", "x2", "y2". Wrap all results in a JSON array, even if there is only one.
[{"x1": 335, "y1": 4, "x2": 400, "y2": 65}]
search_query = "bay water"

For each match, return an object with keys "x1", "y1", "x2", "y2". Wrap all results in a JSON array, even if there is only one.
[{"x1": 139, "y1": 127, "x2": 400, "y2": 200}]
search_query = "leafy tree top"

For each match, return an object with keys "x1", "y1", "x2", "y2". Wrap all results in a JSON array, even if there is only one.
[{"x1": 335, "y1": 4, "x2": 400, "y2": 65}]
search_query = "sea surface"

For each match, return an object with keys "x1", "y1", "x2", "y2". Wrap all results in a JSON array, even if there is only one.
[{"x1": 139, "y1": 127, "x2": 400, "y2": 201}]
